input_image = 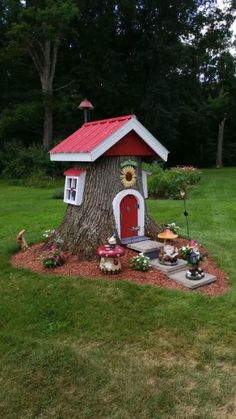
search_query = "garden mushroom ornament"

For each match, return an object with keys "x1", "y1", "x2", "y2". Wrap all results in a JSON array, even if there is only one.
[
  {"x1": 97, "y1": 239, "x2": 125, "y2": 274},
  {"x1": 157, "y1": 228, "x2": 179, "y2": 266}
]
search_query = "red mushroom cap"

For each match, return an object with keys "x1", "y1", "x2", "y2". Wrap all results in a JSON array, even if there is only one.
[
  {"x1": 97, "y1": 245, "x2": 125, "y2": 258},
  {"x1": 79, "y1": 99, "x2": 94, "y2": 110}
]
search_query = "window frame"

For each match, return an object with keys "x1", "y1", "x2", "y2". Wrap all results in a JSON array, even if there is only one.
[{"x1": 64, "y1": 171, "x2": 86, "y2": 206}]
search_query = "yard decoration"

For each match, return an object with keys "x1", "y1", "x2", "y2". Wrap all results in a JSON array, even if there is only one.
[
  {"x1": 180, "y1": 189, "x2": 190, "y2": 243},
  {"x1": 120, "y1": 165, "x2": 137, "y2": 188},
  {"x1": 158, "y1": 228, "x2": 179, "y2": 266},
  {"x1": 97, "y1": 241, "x2": 125, "y2": 274},
  {"x1": 158, "y1": 228, "x2": 178, "y2": 241},
  {"x1": 16, "y1": 229, "x2": 29, "y2": 250},
  {"x1": 180, "y1": 241, "x2": 205, "y2": 280},
  {"x1": 120, "y1": 160, "x2": 137, "y2": 168},
  {"x1": 107, "y1": 234, "x2": 116, "y2": 248},
  {"x1": 79, "y1": 98, "x2": 94, "y2": 123},
  {"x1": 50, "y1": 113, "x2": 169, "y2": 259}
]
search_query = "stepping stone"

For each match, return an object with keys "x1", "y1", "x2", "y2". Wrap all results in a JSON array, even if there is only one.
[
  {"x1": 121, "y1": 236, "x2": 150, "y2": 245},
  {"x1": 169, "y1": 271, "x2": 217, "y2": 289},
  {"x1": 127, "y1": 240, "x2": 163, "y2": 259},
  {"x1": 151, "y1": 258, "x2": 188, "y2": 274}
]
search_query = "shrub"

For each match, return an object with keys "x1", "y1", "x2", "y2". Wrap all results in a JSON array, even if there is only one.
[
  {"x1": 52, "y1": 188, "x2": 64, "y2": 199},
  {"x1": 0, "y1": 143, "x2": 64, "y2": 186},
  {"x1": 170, "y1": 166, "x2": 202, "y2": 185},
  {"x1": 130, "y1": 253, "x2": 150, "y2": 271},
  {"x1": 146, "y1": 163, "x2": 202, "y2": 199},
  {"x1": 42, "y1": 230, "x2": 64, "y2": 250},
  {"x1": 42, "y1": 229, "x2": 55, "y2": 242},
  {"x1": 41, "y1": 248, "x2": 65, "y2": 269},
  {"x1": 166, "y1": 223, "x2": 181, "y2": 234}
]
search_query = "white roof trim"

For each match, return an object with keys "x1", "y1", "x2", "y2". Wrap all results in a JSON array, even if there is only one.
[
  {"x1": 133, "y1": 119, "x2": 169, "y2": 161},
  {"x1": 50, "y1": 117, "x2": 169, "y2": 162},
  {"x1": 50, "y1": 152, "x2": 92, "y2": 162},
  {"x1": 91, "y1": 119, "x2": 135, "y2": 161}
]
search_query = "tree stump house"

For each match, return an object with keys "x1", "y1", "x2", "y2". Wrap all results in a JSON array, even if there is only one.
[{"x1": 50, "y1": 114, "x2": 169, "y2": 258}]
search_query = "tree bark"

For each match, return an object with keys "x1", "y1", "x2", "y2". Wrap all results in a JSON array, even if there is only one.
[
  {"x1": 27, "y1": 39, "x2": 58, "y2": 149},
  {"x1": 43, "y1": 99, "x2": 53, "y2": 150},
  {"x1": 57, "y1": 156, "x2": 161, "y2": 259},
  {"x1": 216, "y1": 117, "x2": 226, "y2": 168}
]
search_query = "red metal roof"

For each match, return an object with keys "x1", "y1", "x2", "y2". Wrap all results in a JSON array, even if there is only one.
[
  {"x1": 50, "y1": 115, "x2": 133, "y2": 154},
  {"x1": 64, "y1": 168, "x2": 86, "y2": 176}
]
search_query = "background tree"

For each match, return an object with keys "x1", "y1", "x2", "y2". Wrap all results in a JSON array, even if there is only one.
[
  {"x1": 0, "y1": 0, "x2": 236, "y2": 169},
  {"x1": 6, "y1": 0, "x2": 79, "y2": 149}
]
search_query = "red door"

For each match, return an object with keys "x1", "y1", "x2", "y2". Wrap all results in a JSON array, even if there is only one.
[{"x1": 120, "y1": 195, "x2": 138, "y2": 238}]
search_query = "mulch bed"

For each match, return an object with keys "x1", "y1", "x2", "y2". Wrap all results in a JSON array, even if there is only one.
[{"x1": 11, "y1": 239, "x2": 231, "y2": 296}]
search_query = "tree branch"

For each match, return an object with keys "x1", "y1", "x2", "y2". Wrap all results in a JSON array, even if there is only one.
[
  {"x1": 50, "y1": 41, "x2": 58, "y2": 85},
  {"x1": 26, "y1": 40, "x2": 44, "y2": 75},
  {"x1": 44, "y1": 40, "x2": 51, "y2": 74},
  {"x1": 35, "y1": 38, "x2": 45, "y2": 61},
  {"x1": 54, "y1": 80, "x2": 74, "y2": 92}
]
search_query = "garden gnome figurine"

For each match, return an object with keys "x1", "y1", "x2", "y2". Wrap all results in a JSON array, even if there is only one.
[
  {"x1": 158, "y1": 228, "x2": 179, "y2": 266},
  {"x1": 185, "y1": 240, "x2": 205, "y2": 280},
  {"x1": 108, "y1": 235, "x2": 116, "y2": 249},
  {"x1": 16, "y1": 229, "x2": 29, "y2": 250}
]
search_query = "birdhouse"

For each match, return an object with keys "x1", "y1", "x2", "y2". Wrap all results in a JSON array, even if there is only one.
[{"x1": 49, "y1": 113, "x2": 169, "y2": 258}]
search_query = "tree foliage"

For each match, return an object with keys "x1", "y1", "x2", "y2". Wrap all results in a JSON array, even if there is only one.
[
  {"x1": 3, "y1": 0, "x2": 79, "y2": 149},
  {"x1": 0, "y1": 0, "x2": 236, "y2": 166}
]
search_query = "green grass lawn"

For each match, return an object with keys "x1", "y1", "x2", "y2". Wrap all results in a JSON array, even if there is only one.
[{"x1": 0, "y1": 169, "x2": 236, "y2": 418}]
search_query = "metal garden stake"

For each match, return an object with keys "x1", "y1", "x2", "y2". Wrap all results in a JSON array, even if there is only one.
[{"x1": 180, "y1": 189, "x2": 190, "y2": 243}]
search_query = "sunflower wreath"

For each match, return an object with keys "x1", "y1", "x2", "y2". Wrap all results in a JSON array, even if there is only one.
[{"x1": 120, "y1": 166, "x2": 137, "y2": 188}]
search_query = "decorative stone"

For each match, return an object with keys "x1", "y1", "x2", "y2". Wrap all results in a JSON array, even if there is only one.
[
  {"x1": 127, "y1": 240, "x2": 162, "y2": 253},
  {"x1": 169, "y1": 271, "x2": 217, "y2": 289},
  {"x1": 151, "y1": 258, "x2": 188, "y2": 274}
]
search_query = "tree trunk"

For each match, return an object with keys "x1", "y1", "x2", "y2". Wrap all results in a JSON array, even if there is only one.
[
  {"x1": 57, "y1": 156, "x2": 161, "y2": 259},
  {"x1": 27, "y1": 40, "x2": 57, "y2": 149},
  {"x1": 43, "y1": 93, "x2": 53, "y2": 150},
  {"x1": 216, "y1": 117, "x2": 226, "y2": 168}
]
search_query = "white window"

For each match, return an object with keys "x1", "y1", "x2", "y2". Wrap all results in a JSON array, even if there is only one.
[{"x1": 64, "y1": 169, "x2": 86, "y2": 206}]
